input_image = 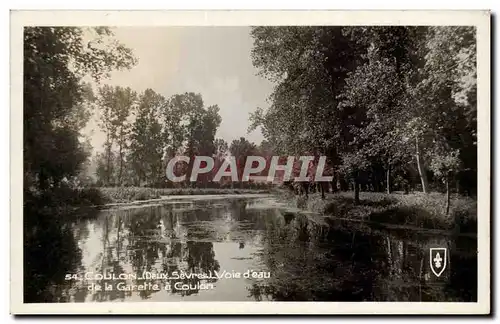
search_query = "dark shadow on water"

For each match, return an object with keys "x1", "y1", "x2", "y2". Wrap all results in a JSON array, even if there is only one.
[
  {"x1": 248, "y1": 211, "x2": 477, "y2": 302},
  {"x1": 23, "y1": 192, "x2": 102, "y2": 303}
]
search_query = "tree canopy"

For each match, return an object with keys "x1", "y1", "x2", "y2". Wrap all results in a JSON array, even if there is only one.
[
  {"x1": 250, "y1": 26, "x2": 477, "y2": 201},
  {"x1": 24, "y1": 27, "x2": 137, "y2": 191}
]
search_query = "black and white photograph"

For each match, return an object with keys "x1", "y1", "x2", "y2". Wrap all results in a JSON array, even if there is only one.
[{"x1": 10, "y1": 10, "x2": 490, "y2": 315}]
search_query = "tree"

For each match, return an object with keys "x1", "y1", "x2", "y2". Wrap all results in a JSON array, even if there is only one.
[
  {"x1": 249, "y1": 26, "x2": 365, "y2": 198},
  {"x1": 75, "y1": 137, "x2": 96, "y2": 187},
  {"x1": 97, "y1": 85, "x2": 137, "y2": 186},
  {"x1": 339, "y1": 27, "x2": 423, "y2": 195},
  {"x1": 162, "y1": 93, "x2": 222, "y2": 187},
  {"x1": 94, "y1": 151, "x2": 114, "y2": 186},
  {"x1": 113, "y1": 87, "x2": 137, "y2": 186},
  {"x1": 250, "y1": 25, "x2": 476, "y2": 200},
  {"x1": 230, "y1": 137, "x2": 258, "y2": 186},
  {"x1": 96, "y1": 85, "x2": 117, "y2": 186},
  {"x1": 214, "y1": 138, "x2": 228, "y2": 157},
  {"x1": 429, "y1": 142, "x2": 461, "y2": 215},
  {"x1": 413, "y1": 26, "x2": 477, "y2": 196},
  {"x1": 129, "y1": 89, "x2": 165, "y2": 186},
  {"x1": 24, "y1": 27, "x2": 136, "y2": 192}
]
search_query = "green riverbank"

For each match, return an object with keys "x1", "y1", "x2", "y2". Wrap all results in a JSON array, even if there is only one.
[{"x1": 277, "y1": 190, "x2": 477, "y2": 234}]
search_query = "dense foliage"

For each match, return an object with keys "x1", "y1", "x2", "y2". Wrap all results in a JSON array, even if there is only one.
[
  {"x1": 24, "y1": 27, "x2": 136, "y2": 194},
  {"x1": 24, "y1": 26, "x2": 477, "y2": 206},
  {"x1": 249, "y1": 26, "x2": 477, "y2": 206}
]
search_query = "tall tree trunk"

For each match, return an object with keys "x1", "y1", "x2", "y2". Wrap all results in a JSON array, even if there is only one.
[
  {"x1": 106, "y1": 138, "x2": 111, "y2": 186},
  {"x1": 415, "y1": 136, "x2": 429, "y2": 193},
  {"x1": 339, "y1": 174, "x2": 348, "y2": 191},
  {"x1": 386, "y1": 163, "x2": 391, "y2": 194},
  {"x1": 331, "y1": 173, "x2": 338, "y2": 193},
  {"x1": 419, "y1": 256, "x2": 424, "y2": 300},
  {"x1": 118, "y1": 143, "x2": 123, "y2": 186},
  {"x1": 354, "y1": 174, "x2": 360, "y2": 205},
  {"x1": 445, "y1": 172, "x2": 451, "y2": 215},
  {"x1": 387, "y1": 237, "x2": 393, "y2": 272}
]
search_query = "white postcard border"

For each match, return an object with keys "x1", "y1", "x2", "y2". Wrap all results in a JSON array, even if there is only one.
[{"x1": 10, "y1": 9, "x2": 491, "y2": 315}]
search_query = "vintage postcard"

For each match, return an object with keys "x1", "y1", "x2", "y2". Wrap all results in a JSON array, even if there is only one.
[{"x1": 10, "y1": 10, "x2": 490, "y2": 315}]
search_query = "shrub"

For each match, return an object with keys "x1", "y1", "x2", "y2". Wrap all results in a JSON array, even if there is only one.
[{"x1": 297, "y1": 191, "x2": 476, "y2": 232}]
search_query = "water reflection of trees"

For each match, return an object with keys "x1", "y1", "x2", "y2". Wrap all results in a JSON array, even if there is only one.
[
  {"x1": 248, "y1": 211, "x2": 478, "y2": 302},
  {"x1": 26, "y1": 198, "x2": 477, "y2": 303},
  {"x1": 90, "y1": 215, "x2": 131, "y2": 302},
  {"x1": 23, "y1": 200, "x2": 97, "y2": 303},
  {"x1": 372, "y1": 231, "x2": 477, "y2": 302},
  {"x1": 82, "y1": 203, "x2": 225, "y2": 300},
  {"x1": 251, "y1": 215, "x2": 381, "y2": 301}
]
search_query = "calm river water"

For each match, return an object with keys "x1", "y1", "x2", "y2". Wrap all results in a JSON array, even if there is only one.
[{"x1": 24, "y1": 195, "x2": 477, "y2": 302}]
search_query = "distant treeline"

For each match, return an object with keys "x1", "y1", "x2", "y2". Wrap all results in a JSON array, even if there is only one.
[{"x1": 87, "y1": 86, "x2": 274, "y2": 189}]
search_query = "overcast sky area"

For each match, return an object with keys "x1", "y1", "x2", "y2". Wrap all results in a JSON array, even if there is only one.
[{"x1": 84, "y1": 27, "x2": 275, "y2": 153}]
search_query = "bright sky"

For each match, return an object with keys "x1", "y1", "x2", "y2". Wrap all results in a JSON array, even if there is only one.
[{"x1": 84, "y1": 27, "x2": 275, "y2": 153}]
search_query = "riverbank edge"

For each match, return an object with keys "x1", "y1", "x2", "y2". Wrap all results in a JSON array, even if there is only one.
[
  {"x1": 274, "y1": 189, "x2": 477, "y2": 235},
  {"x1": 25, "y1": 187, "x2": 273, "y2": 214},
  {"x1": 94, "y1": 193, "x2": 273, "y2": 210},
  {"x1": 97, "y1": 187, "x2": 271, "y2": 205}
]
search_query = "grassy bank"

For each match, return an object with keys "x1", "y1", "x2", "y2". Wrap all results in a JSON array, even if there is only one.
[
  {"x1": 26, "y1": 186, "x2": 271, "y2": 211},
  {"x1": 281, "y1": 190, "x2": 477, "y2": 233},
  {"x1": 98, "y1": 187, "x2": 271, "y2": 204}
]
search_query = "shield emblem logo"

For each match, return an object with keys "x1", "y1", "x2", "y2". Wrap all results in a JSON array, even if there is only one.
[{"x1": 429, "y1": 248, "x2": 447, "y2": 277}]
